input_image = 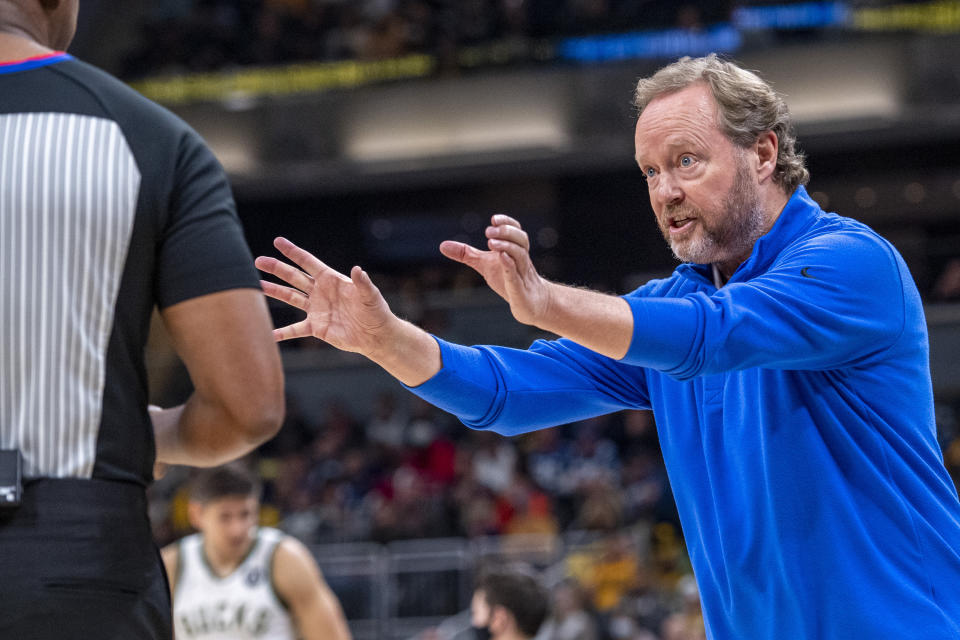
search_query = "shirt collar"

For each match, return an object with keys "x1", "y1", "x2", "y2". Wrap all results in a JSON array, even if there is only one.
[
  {"x1": 0, "y1": 52, "x2": 71, "y2": 74},
  {"x1": 676, "y1": 185, "x2": 821, "y2": 287}
]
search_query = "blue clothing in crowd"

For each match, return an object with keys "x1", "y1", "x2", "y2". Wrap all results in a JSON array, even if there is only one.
[{"x1": 409, "y1": 186, "x2": 960, "y2": 639}]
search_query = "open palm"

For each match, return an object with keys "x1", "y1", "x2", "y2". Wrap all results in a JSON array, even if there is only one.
[{"x1": 255, "y1": 238, "x2": 393, "y2": 355}]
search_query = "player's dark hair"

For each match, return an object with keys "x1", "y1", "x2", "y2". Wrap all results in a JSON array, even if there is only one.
[
  {"x1": 476, "y1": 564, "x2": 549, "y2": 637},
  {"x1": 190, "y1": 463, "x2": 261, "y2": 503}
]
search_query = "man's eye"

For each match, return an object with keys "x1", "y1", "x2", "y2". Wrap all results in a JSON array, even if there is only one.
[
  {"x1": 644, "y1": 167, "x2": 656, "y2": 178},
  {"x1": 680, "y1": 156, "x2": 694, "y2": 167}
]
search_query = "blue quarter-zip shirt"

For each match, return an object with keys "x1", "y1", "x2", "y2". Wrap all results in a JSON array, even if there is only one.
[{"x1": 408, "y1": 186, "x2": 960, "y2": 639}]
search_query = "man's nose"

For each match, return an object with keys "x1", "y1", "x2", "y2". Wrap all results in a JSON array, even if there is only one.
[{"x1": 656, "y1": 172, "x2": 683, "y2": 206}]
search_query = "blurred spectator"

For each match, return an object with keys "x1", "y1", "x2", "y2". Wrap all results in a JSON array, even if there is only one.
[
  {"x1": 537, "y1": 578, "x2": 599, "y2": 640},
  {"x1": 621, "y1": 450, "x2": 669, "y2": 523},
  {"x1": 366, "y1": 392, "x2": 407, "y2": 449},
  {"x1": 564, "y1": 417, "x2": 620, "y2": 493},
  {"x1": 503, "y1": 473, "x2": 560, "y2": 538},
  {"x1": 526, "y1": 428, "x2": 571, "y2": 494},
  {"x1": 661, "y1": 575, "x2": 706, "y2": 640},
  {"x1": 567, "y1": 532, "x2": 641, "y2": 614},
  {"x1": 573, "y1": 477, "x2": 624, "y2": 531},
  {"x1": 472, "y1": 563, "x2": 550, "y2": 640},
  {"x1": 932, "y1": 258, "x2": 960, "y2": 301},
  {"x1": 472, "y1": 431, "x2": 519, "y2": 494}
]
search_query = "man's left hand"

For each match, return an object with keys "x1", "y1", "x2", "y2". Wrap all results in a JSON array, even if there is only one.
[{"x1": 440, "y1": 214, "x2": 552, "y2": 327}]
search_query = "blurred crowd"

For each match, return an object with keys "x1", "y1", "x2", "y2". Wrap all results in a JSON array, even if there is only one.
[
  {"x1": 149, "y1": 393, "x2": 699, "y2": 638},
  {"x1": 148, "y1": 384, "x2": 960, "y2": 639},
  {"x1": 121, "y1": 0, "x2": 730, "y2": 78},
  {"x1": 151, "y1": 397, "x2": 677, "y2": 546}
]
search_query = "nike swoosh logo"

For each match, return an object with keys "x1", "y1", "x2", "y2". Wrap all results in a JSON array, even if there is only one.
[{"x1": 801, "y1": 267, "x2": 815, "y2": 279}]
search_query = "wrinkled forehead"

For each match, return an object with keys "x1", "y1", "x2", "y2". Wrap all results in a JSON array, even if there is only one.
[{"x1": 634, "y1": 85, "x2": 723, "y2": 161}]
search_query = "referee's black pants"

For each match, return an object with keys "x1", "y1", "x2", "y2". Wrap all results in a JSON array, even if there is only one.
[{"x1": 0, "y1": 478, "x2": 172, "y2": 640}]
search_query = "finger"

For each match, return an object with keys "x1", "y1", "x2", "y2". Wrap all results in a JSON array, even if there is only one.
[
  {"x1": 499, "y1": 249, "x2": 519, "y2": 271},
  {"x1": 255, "y1": 256, "x2": 315, "y2": 293},
  {"x1": 273, "y1": 237, "x2": 330, "y2": 278},
  {"x1": 439, "y1": 240, "x2": 486, "y2": 269},
  {"x1": 260, "y1": 280, "x2": 309, "y2": 311},
  {"x1": 487, "y1": 238, "x2": 535, "y2": 274},
  {"x1": 491, "y1": 213, "x2": 522, "y2": 229},
  {"x1": 498, "y1": 250, "x2": 525, "y2": 295},
  {"x1": 273, "y1": 320, "x2": 313, "y2": 342},
  {"x1": 349, "y1": 266, "x2": 382, "y2": 304},
  {"x1": 486, "y1": 223, "x2": 530, "y2": 251}
]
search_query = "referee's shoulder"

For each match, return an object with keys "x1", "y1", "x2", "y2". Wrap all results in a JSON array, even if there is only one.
[{"x1": 52, "y1": 57, "x2": 196, "y2": 139}]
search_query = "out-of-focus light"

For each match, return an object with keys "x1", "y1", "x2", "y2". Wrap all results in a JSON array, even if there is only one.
[
  {"x1": 537, "y1": 227, "x2": 559, "y2": 249},
  {"x1": 733, "y1": 2, "x2": 849, "y2": 30},
  {"x1": 371, "y1": 218, "x2": 393, "y2": 240},
  {"x1": 810, "y1": 191, "x2": 830, "y2": 209},
  {"x1": 904, "y1": 182, "x2": 926, "y2": 204},
  {"x1": 559, "y1": 25, "x2": 741, "y2": 63},
  {"x1": 854, "y1": 187, "x2": 876, "y2": 208},
  {"x1": 221, "y1": 91, "x2": 259, "y2": 112},
  {"x1": 461, "y1": 213, "x2": 483, "y2": 233}
]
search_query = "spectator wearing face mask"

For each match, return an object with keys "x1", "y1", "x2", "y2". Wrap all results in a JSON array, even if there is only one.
[{"x1": 469, "y1": 565, "x2": 549, "y2": 640}]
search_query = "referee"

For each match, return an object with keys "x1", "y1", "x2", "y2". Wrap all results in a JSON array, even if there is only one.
[{"x1": 0, "y1": 2, "x2": 284, "y2": 639}]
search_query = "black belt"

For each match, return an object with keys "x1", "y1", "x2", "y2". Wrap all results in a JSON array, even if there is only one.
[{"x1": 0, "y1": 477, "x2": 148, "y2": 526}]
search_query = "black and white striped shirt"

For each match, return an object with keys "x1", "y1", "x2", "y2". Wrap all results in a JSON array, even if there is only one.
[{"x1": 0, "y1": 53, "x2": 259, "y2": 484}]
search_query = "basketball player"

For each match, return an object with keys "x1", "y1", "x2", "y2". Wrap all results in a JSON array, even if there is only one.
[
  {"x1": 0, "y1": 1, "x2": 284, "y2": 638},
  {"x1": 162, "y1": 465, "x2": 352, "y2": 640}
]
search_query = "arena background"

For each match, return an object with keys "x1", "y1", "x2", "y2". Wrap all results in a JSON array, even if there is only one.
[{"x1": 68, "y1": 1, "x2": 960, "y2": 638}]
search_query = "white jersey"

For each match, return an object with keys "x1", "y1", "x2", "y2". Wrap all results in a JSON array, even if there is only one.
[{"x1": 173, "y1": 527, "x2": 297, "y2": 640}]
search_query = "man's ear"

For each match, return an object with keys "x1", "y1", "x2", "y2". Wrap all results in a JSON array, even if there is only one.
[
  {"x1": 489, "y1": 605, "x2": 513, "y2": 635},
  {"x1": 755, "y1": 130, "x2": 779, "y2": 184}
]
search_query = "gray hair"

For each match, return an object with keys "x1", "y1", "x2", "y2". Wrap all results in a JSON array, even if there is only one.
[{"x1": 634, "y1": 54, "x2": 809, "y2": 193}]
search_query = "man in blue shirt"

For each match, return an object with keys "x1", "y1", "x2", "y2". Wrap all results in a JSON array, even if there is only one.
[{"x1": 257, "y1": 55, "x2": 960, "y2": 639}]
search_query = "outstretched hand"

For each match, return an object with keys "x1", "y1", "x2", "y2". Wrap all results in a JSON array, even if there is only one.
[
  {"x1": 440, "y1": 214, "x2": 551, "y2": 326},
  {"x1": 255, "y1": 238, "x2": 394, "y2": 357}
]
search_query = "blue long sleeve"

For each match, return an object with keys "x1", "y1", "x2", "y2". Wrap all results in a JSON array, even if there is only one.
[
  {"x1": 408, "y1": 336, "x2": 650, "y2": 435},
  {"x1": 621, "y1": 226, "x2": 909, "y2": 377}
]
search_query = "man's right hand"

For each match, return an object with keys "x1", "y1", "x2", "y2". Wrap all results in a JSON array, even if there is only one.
[
  {"x1": 255, "y1": 237, "x2": 396, "y2": 358},
  {"x1": 256, "y1": 238, "x2": 442, "y2": 386}
]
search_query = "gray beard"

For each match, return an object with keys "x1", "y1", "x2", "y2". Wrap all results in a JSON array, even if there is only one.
[{"x1": 666, "y1": 159, "x2": 767, "y2": 267}]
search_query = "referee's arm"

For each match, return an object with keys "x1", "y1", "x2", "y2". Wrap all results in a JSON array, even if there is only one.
[{"x1": 152, "y1": 288, "x2": 284, "y2": 467}]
